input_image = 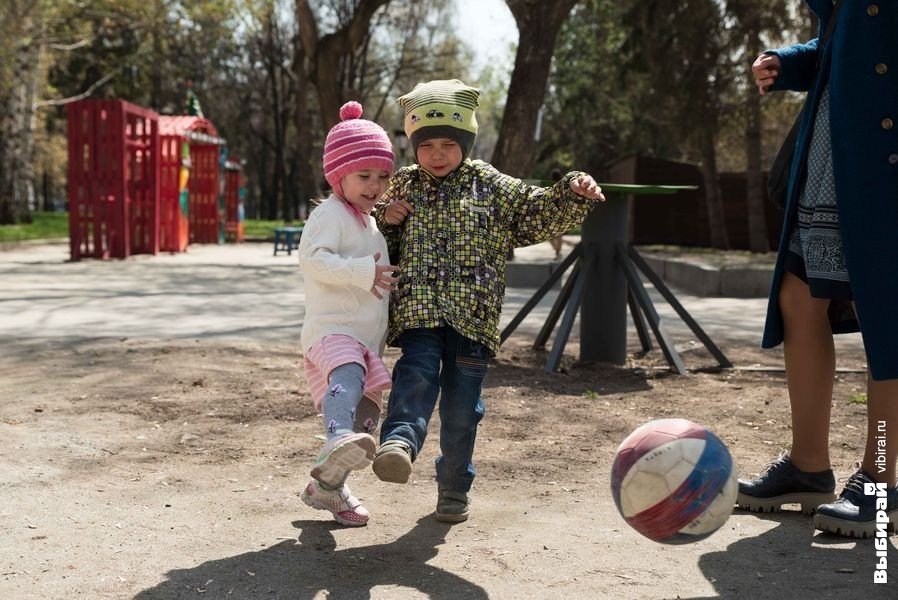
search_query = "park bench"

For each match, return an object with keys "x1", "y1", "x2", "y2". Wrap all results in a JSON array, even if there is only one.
[{"x1": 273, "y1": 226, "x2": 303, "y2": 256}]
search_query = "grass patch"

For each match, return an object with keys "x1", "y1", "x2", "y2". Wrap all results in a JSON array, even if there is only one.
[
  {"x1": 848, "y1": 393, "x2": 867, "y2": 405},
  {"x1": 0, "y1": 212, "x2": 69, "y2": 242},
  {"x1": 244, "y1": 219, "x2": 304, "y2": 239},
  {"x1": 0, "y1": 213, "x2": 305, "y2": 243}
]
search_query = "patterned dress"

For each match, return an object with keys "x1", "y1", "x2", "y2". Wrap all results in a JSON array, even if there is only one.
[{"x1": 785, "y1": 84, "x2": 854, "y2": 303}]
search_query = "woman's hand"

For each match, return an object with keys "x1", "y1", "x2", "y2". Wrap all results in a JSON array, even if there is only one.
[{"x1": 751, "y1": 53, "x2": 781, "y2": 96}]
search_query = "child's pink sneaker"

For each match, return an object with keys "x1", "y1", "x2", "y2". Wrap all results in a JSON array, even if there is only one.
[
  {"x1": 311, "y1": 432, "x2": 376, "y2": 488},
  {"x1": 301, "y1": 479, "x2": 370, "y2": 526}
]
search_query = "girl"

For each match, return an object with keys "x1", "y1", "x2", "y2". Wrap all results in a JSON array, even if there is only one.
[{"x1": 298, "y1": 101, "x2": 397, "y2": 526}]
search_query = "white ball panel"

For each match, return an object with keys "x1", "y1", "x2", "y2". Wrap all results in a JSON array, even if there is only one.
[
  {"x1": 620, "y1": 471, "x2": 671, "y2": 516},
  {"x1": 677, "y1": 437, "x2": 707, "y2": 467}
]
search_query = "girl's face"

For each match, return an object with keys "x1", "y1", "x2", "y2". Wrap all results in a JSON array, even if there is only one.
[
  {"x1": 416, "y1": 138, "x2": 463, "y2": 179},
  {"x1": 340, "y1": 169, "x2": 391, "y2": 214}
]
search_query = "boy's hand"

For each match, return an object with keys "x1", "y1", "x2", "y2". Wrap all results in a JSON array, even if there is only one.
[
  {"x1": 570, "y1": 174, "x2": 606, "y2": 201},
  {"x1": 384, "y1": 199, "x2": 414, "y2": 225},
  {"x1": 371, "y1": 252, "x2": 398, "y2": 299},
  {"x1": 751, "y1": 53, "x2": 780, "y2": 96}
]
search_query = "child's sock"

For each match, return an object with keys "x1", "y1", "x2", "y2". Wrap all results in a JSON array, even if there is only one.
[{"x1": 322, "y1": 362, "x2": 365, "y2": 440}]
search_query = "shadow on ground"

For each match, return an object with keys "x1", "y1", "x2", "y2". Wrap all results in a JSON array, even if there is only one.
[
  {"x1": 134, "y1": 517, "x2": 488, "y2": 600},
  {"x1": 692, "y1": 510, "x2": 895, "y2": 600}
]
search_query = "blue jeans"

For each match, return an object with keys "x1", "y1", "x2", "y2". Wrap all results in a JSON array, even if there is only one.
[{"x1": 380, "y1": 327, "x2": 488, "y2": 493}]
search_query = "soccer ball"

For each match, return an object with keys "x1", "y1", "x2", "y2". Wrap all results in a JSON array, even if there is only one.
[{"x1": 610, "y1": 418, "x2": 737, "y2": 544}]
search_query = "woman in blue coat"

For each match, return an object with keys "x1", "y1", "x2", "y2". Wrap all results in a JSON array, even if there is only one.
[{"x1": 737, "y1": 0, "x2": 897, "y2": 538}]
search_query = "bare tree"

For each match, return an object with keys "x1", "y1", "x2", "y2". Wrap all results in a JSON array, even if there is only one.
[
  {"x1": 296, "y1": 0, "x2": 392, "y2": 128},
  {"x1": 490, "y1": 0, "x2": 579, "y2": 178}
]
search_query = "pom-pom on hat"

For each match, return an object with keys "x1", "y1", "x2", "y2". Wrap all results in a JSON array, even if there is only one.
[
  {"x1": 323, "y1": 101, "x2": 395, "y2": 199},
  {"x1": 398, "y1": 79, "x2": 480, "y2": 158}
]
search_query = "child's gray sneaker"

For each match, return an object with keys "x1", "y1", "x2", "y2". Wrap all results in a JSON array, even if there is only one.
[
  {"x1": 736, "y1": 453, "x2": 836, "y2": 514},
  {"x1": 372, "y1": 439, "x2": 413, "y2": 483},
  {"x1": 311, "y1": 432, "x2": 376, "y2": 488},
  {"x1": 813, "y1": 468, "x2": 898, "y2": 538},
  {"x1": 435, "y1": 487, "x2": 469, "y2": 523}
]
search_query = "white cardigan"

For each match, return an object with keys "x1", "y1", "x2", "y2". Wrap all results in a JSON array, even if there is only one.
[{"x1": 298, "y1": 196, "x2": 389, "y2": 354}]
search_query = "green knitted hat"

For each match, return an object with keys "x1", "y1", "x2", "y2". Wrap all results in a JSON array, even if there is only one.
[{"x1": 398, "y1": 79, "x2": 480, "y2": 158}]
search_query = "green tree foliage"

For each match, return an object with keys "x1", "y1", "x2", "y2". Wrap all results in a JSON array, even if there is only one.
[
  {"x1": 540, "y1": 0, "x2": 805, "y2": 250},
  {"x1": 537, "y1": 0, "x2": 681, "y2": 178},
  {"x1": 3, "y1": 0, "x2": 813, "y2": 235}
]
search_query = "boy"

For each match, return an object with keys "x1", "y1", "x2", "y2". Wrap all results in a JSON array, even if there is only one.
[{"x1": 373, "y1": 79, "x2": 604, "y2": 522}]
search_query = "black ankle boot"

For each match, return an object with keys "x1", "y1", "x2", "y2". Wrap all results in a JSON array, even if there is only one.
[{"x1": 737, "y1": 453, "x2": 835, "y2": 514}]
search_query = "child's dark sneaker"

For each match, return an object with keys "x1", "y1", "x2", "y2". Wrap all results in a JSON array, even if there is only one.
[
  {"x1": 435, "y1": 487, "x2": 470, "y2": 523},
  {"x1": 372, "y1": 439, "x2": 413, "y2": 483},
  {"x1": 311, "y1": 432, "x2": 376, "y2": 488},
  {"x1": 813, "y1": 469, "x2": 898, "y2": 538},
  {"x1": 301, "y1": 479, "x2": 369, "y2": 527},
  {"x1": 736, "y1": 453, "x2": 836, "y2": 514}
]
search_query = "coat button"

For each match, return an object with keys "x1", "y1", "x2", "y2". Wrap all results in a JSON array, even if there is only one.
[
  {"x1": 890, "y1": 154, "x2": 898, "y2": 165},
  {"x1": 868, "y1": 4, "x2": 879, "y2": 16},
  {"x1": 883, "y1": 118, "x2": 894, "y2": 130},
  {"x1": 876, "y1": 63, "x2": 888, "y2": 75}
]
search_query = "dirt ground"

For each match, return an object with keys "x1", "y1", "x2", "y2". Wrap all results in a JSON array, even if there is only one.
[{"x1": 1, "y1": 242, "x2": 895, "y2": 599}]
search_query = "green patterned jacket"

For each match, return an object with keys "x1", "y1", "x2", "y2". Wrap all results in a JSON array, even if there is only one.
[{"x1": 374, "y1": 159, "x2": 598, "y2": 355}]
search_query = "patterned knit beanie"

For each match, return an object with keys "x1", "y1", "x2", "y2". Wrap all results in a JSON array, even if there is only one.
[
  {"x1": 398, "y1": 79, "x2": 480, "y2": 158},
  {"x1": 323, "y1": 101, "x2": 395, "y2": 198}
]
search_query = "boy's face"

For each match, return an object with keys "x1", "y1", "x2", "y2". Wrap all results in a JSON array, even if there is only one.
[
  {"x1": 340, "y1": 169, "x2": 390, "y2": 214},
  {"x1": 416, "y1": 138, "x2": 463, "y2": 179}
]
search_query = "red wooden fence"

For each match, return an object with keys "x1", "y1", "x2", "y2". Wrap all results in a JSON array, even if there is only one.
[{"x1": 67, "y1": 100, "x2": 160, "y2": 260}]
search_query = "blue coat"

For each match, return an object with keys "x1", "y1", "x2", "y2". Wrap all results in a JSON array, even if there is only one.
[{"x1": 762, "y1": 0, "x2": 898, "y2": 380}]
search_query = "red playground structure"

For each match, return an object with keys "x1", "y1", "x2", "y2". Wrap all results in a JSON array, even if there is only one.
[
  {"x1": 67, "y1": 99, "x2": 160, "y2": 260},
  {"x1": 159, "y1": 116, "x2": 226, "y2": 248},
  {"x1": 66, "y1": 97, "x2": 243, "y2": 260}
]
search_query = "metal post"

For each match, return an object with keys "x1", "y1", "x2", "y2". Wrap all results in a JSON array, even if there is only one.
[{"x1": 580, "y1": 193, "x2": 629, "y2": 364}]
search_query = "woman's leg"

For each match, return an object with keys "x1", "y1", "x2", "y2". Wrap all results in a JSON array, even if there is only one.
[
  {"x1": 861, "y1": 374, "x2": 898, "y2": 486},
  {"x1": 779, "y1": 271, "x2": 835, "y2": 471}
]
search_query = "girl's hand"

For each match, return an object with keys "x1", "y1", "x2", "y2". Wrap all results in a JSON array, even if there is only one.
[
  {"x1": 384, "y1": 199, "x2": 414, "y2": 225},
  {"x1": 751, "y1": 53, "x2": 780, "y2": 96},
  {"x1": 570, "y1": 174, "x2": 605, "y2": 201},
  {"x1": 371, "y1": 252, "x2": 398, "y2": 299}
]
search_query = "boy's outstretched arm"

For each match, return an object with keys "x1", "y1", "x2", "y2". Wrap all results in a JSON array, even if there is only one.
[{"x1": 488, "y1": 165, "x2": 604, "y2": 248}]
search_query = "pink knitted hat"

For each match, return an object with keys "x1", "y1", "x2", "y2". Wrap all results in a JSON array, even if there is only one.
[{"x1": 323, "y1": 101, "x2": 395, "y2": 198}]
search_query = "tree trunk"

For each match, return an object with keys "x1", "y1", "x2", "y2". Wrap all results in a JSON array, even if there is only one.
[
  {"x1": 150, "y1": 0, "x2": 163, "y2": 111},
  {"x1": 698, "y1": 126, "x2": 730, "y2": 249},
  {"x1": 0, "y1": 4, "x2": 42, "y2": 225},
  {"x1": 744, "y1": 25, "x2": 769, "y2": 252},
  {"x1": 296, "y1": 0, "x2": 391, "y2": 129},
  {"x1": 263, "y1": 12, "x2": 287, "y2": 221},
  {"x1": 491, "y1": 0, "x2": 579, "y2": 177},
  {"x1": 291, "y1": 16, "x2": 317, "y2": 219}
]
